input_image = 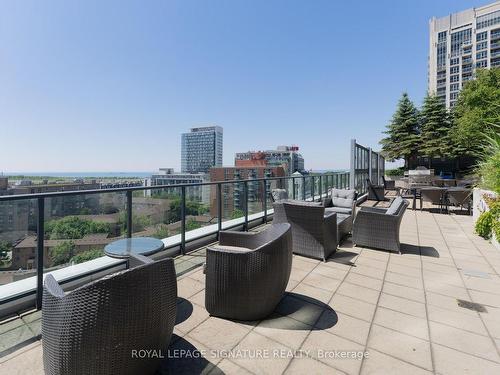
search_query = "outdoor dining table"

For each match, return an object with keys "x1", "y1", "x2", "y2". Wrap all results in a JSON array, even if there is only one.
[
  {"x1": 104, "y1": 237, "x2": 164, "y2": 266},
  {"x1": 410, "y1": 186, "x2": 471, "y2": 211}
]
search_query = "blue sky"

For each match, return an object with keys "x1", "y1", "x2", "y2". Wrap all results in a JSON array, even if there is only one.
[{"x1": 0, "y1": 0, "x2": 490, "y2": 172}]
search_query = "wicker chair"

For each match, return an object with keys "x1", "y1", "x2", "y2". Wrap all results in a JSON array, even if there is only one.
[
  {"x1": 420, "y1": 187, "x2": 446, "y2": 212},
  {"x1": 447, "y1": 188, "x2": 472, "y2": 214},
  {"x1": 271, "y1": 188, "x2": 289, "y2": 202},
  {"x1": 352, "y1": 197, "x2": 409, "y2": 253},
  {"x1": 42, "y1": 258, "x2": 177, "y2": 375},
  {"x1": 382, "y1": 176, "x2": 396, "y2": 191},
  {"x1": 366, "y1": 178, "x2": 385, "y2": 201},
  {"x1": 205, "y1": 223, "x2": 292, "y2": 321},
  {"x1": 273, "y1": 201, "x2": 337, "y2": 261}
]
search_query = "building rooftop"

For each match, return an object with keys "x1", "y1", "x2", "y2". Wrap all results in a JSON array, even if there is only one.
[{"x1": 2, "y1": 202, "x2": 500, "y2": 374}]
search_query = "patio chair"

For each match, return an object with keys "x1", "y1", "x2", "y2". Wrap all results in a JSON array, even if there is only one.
[
  {"x1": 420, "y1": 187, "x2": 446, "y2": 212},
  {"x1": 366, "y1": 178, "x2": 385, "y2": 201},
  {"x1": 352, "y1": 196, "x2": 409, "y2": 253},
  {"x1": 42, "y1": 258, "x2": 177, "y2": 375},
  {"x1": 447, "y1": 189, "x2": 472, "y2": 214},
  {"x1": 442, "y1": 179, "x2": 457, "y2": 187},
  {"x1": 205, "y1": 223, "x2": 292, "y2": 321},
  {"x1": 382, "y1": 176, "x2": 396, "y2": 191},
  {"x1": 271, "y1": 188, "x2": 289, "y2": 202},
  {"x1": 322, "y1": 188, "x2": 357, "y2": 216},
  {"x1": 273, "y1": 201, "x2": 337, "y2": 261}
]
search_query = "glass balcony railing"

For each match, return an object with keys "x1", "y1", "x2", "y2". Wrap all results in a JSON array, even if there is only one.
[{"x1": 0, "y1": 171, "x2": 357, "y2": 318}]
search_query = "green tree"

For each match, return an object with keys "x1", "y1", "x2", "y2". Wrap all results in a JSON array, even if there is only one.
[
  {"x1": 451, "y1": 68, "x2": 500, "y2": 157},
  {"x1": 420, "y1": 94, "x2": 452, "y2": 165},
  {"x1": 165, "y1": 198, "x2": 208, "y2": 224},
  {"x1": 118, "y1": 212, "x2": 152, "y2": 233},
  {"x1": 152, "y1": 224, "x2": 169, "y2": 239},
  {"x1": 477, "y1": 131, "x2": 500, "y2": 194},
  {"x1": 50, "y1": 241, "x2": 75, "y2": 266},
  {"x1": 231, "y1": 209, "x2": 245, "y2": 219},
  {"x1": 70, "y1": 248, "x2": 104, "y2": 264},
  {"x1": 45, "y1": 216, "x2": 111, "y2": 240},
  {"x1": 380, "y1": 93, "x2": 421, "y2": 168},
  {"x1": 186, "y1": 219, "x2": 201, "y2": 231},
  {"x1": 0, "y1": 240, "x2": 12, "y2": 259}
]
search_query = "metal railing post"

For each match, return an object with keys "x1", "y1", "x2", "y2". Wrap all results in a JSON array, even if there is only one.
[
  {"x1": 350, "y1": 139, "x2": 356, "y2": 190},
  {"x1": 319, "y1": 175, "x2": 323, "y2": 198},
  {"x1": 368, "y1": 148, "x2": 373, "y2": 183},
  {"x1": 244, "y1": 181, "x2": 249, "y2": 231},
  {"x1": 263, "y1": 180, "x2": 267, "y2": 224},
  {"x1": 302, "y1": 176, "x2": 306, "y2": 201},
  {"x1": 36, "y1": 197, "x2": 45, "y2": 310},
  {"x1": 311, "y1": 176, "x2": 315, "y2": 201},
  {"x1": 217, "y1": 183, "x2": 222, "y2": 239},
  {"x1": 126, "y1": 190, "x2": 132, "y2": 238},
  {"x1": 180, "y1": 185, "x2": 186, "y2": 254},
  {"x1": 292, "y1": 177, "x2": 296, "y2": 199}
]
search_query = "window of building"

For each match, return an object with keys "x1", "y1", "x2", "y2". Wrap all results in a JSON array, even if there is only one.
[
  {"x1": 476, "y1": 41, "x2": 488, "y2": 50},
  {"x1": 476, "y1": 51, "x2": 487, "y2": 59},
  {"x1": 477, "y1": 31, "x2": 488, "y2": 41},
  {"x1": 438, "y1": 31, "x2": 447, "y2": 43},
  {"x1": 450, "y1": 92, "x2": 459, "y2": 100},
  {"x1": 476, "y1": 10, "x2": 500, "y2": 30},
  {"x1": 450, "y1": 83, "x2": 460, "y2": 91},
  {"x1": 450, "y1": 66, "x2": 459, "y2": 74},
  {"x1": 476, "y1": 60, "x2": 488, "y2": 68},
  {"x1": 450, "y1": 57, "x2": 459, "y2": 66},
  {"x1": 450, "y1": 75, "x2": 460, "y2": 83}
]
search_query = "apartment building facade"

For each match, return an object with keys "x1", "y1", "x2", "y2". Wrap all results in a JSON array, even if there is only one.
[
  {"x1": 181, "y1": 126, "x2": 223, "y2": 174},
  {"x1": 429, "y1": 1, "x2": 500, "y2": 108}
]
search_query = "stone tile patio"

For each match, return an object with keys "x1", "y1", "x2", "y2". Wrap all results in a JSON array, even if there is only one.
[{"x1": 2, "y1": 204, "x2": 500, "y2": 374}]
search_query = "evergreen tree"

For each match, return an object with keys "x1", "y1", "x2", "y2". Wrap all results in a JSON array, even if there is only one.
[
  {"x1": 420, "y1": 93, "x2": 452, "y2": 165},
  {"x1": 380, "y1": 93, "x2": 420, "y2": 168}
]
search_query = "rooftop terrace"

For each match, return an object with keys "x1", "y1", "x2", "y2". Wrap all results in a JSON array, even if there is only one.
[{"x1": 2, "y1": 201, "x2": 500, "y2": 374}]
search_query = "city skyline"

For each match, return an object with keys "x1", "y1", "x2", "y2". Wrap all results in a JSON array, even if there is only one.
[{"x1": 0, "y1": 0, "x2": 493, "y2": 172}]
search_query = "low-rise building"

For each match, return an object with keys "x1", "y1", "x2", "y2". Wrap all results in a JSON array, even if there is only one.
[
  {"x1": 235, "y1": 145, "x2": 304, "y2": 175},
  {"x1": 148, "y1": 168, "x2": 210, "y2": 204}
]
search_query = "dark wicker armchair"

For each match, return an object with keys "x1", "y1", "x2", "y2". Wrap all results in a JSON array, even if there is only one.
[
  {"x1": 352, "y1": 197, "x2": 409, "y2": 253},
  {"x1": 42, "y1": 258, "x2": 177, "y2": 375},
  {"x1": 273, "y1": 201, "x2": 337, "y2": 261},
  {"x1": 205, "y1": 223, "x2": 292, "y2": 321}
]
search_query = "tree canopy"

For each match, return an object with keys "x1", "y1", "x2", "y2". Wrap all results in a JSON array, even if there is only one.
[
  {"x1": 420, "y1": 93, "x2": 452, "y2": 161},
  {"x1": 50, "y1": 241, "x2": 74, "y2": 266},
  {"x1": 380, "y1": 93, "x2": 420, "y2": 167},
  {"x1": 45, "y1": 216, "x2": 111, "y2": 240},
  {"x1": 451, "y1": 68, "x2": 500, "y2": 157}
]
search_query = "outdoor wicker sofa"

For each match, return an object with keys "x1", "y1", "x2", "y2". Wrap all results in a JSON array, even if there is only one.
[
  {"x1": 273, "y1": 201, "x2": 337, "y2": 261},
  {"x1": 322, "y1": 188, "x2": 357, "y2": 216},
  {"x1": 352, "y1": 196, "x2": 409, "y2": 253},
  {"x1": 205, "y1": 223, "x2": 292, "y2": 321},
  {"x1": 42, "y1": 258, "x2": 177, "y2": 375}
]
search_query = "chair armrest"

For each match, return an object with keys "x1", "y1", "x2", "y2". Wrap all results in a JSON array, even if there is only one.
[
  {"x1": 359, "y1": 206, "x2": 388, "y2": 214},
  {"x1": 324, "y1": 210, "x2": 337, "y2": 220},
  {"x1": 44, "y1": 274, "x2": 65, "y2": 299},
  {"x1": 356, "y1": 207, "x2": 398, "y2": 222}
]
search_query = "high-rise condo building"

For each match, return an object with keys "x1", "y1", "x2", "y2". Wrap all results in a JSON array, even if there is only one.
[
  {"x1": 428, "y1": 1, "x2": 500, "y2": 108},
  {"x1": 181, "y1": 126, "x2": 223, "y2": 173}
]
